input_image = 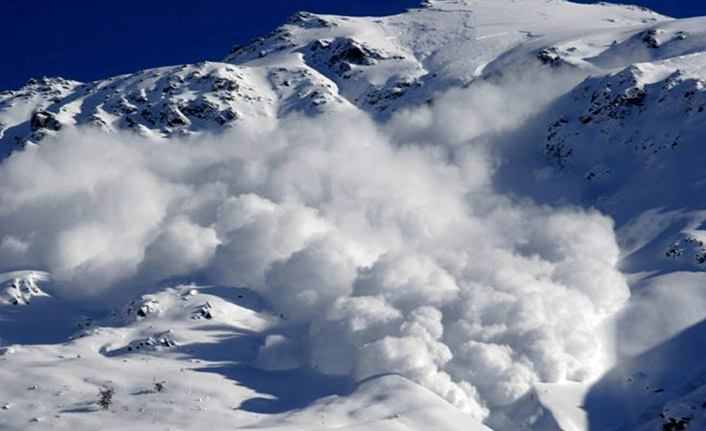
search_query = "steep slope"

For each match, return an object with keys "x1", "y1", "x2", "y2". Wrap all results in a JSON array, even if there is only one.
[
  {"x1": 3, "y1": 1, "x2": 706, "y2": 431},
  {"x1": 584, "y1": 318, "x2": 706, "y2": 431},
  {"x1": 0, "y1": 0, "x2": 665, "y2": 152}
]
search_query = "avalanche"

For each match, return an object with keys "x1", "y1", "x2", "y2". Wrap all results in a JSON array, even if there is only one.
[{"x1": 2, "y1": 1, "x2": 706, "y2": 431}]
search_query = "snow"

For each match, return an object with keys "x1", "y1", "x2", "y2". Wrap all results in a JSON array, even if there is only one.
[
  {"x1": 0, "y1": 282, "x2": 490, "y2": 431},
  {"x1": 3, "y1": 0, "x2": 706, "y2": 430}
]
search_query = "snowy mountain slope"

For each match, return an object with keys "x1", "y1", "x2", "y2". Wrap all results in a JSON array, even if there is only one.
[
  {"x1": 584, "y1": 317, "x2": 706, "y2": 431},
  {"x1": 3, "y1": 1, "x2": 706, "y2": 431},
  {"x1": 493, "y1": 12, "x2": 706, "y2": 431},
  {"x1": 0, "y1": 0, "x2": 666, "y2": 152},
  {"x1": 0, "y1": 62, "x2": 347, "y2": 154},
  {"x1": 0, "y1": 279, "x2": 490, "y2": 431}
]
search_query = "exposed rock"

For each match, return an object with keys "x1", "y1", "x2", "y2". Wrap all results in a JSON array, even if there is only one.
[
  {"x1": 30, "y1": 111, "x2": 62, "y2": 132},
  {"x1": 0, "y1": 273, "x2": 48, "y2": 306}
]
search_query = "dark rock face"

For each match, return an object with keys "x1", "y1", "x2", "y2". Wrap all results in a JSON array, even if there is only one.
[
  {"x1": 125, "y1": 332, "x2": 177, "y2": 352},
  {"x1": 544, "y1": 118, "x2": 572, "y2": 168},
  {"x1": 364, "y1": 78, "x2": 422, "y2": 110},
  {"x1": 536, "y1": 47, "x2": 575, "y2": 69},
  {"x1": 287, "y1": 11, "x2": 336, "y2": 29},
  {"x1": 182, "y1": 97, "x2": 219, "y2": 120},
  {"x1": 23, "y1": 77, "x2": 75, "y2": 97},
  {"x1": 661, "y1": 415, "x2": 691, "y2": 431},
  {"x1": 641, "y1": 28, "x2": 660, "y2": 49},
  {"x1": 30, "y1": 111, "x2": 62, "y2": 132},
  {"x1": 159, "y1": 103, "x2": 191, "y2": 128},
  {"x1": 215, "y1": 107, "x2": 239, "y2": 125},
  {"x1": 309, "y1": 38, "x2": 389, "y2": 77}
]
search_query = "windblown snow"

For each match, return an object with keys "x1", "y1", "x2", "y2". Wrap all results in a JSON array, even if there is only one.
[{"x1": 2, "y1": 1, "x2": 706, "y2": 431}]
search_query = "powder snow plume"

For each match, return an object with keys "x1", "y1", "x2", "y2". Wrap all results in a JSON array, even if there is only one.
[{"x1": 0, "y1": 71, "x2": 628, "y2": 420}]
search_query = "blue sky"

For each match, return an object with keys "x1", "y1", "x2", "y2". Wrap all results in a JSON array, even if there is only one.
[{"x1": 2, "y1": 0, "x2": 705, "y2": 91}]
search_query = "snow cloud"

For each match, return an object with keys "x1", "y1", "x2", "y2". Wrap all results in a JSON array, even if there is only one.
[{"x1": 0, "y1": 70, "x2": 629, "y2": 419}]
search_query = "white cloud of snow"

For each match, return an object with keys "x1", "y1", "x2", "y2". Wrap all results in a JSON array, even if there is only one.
[{"x1": 0, "y1": 70, "x2": 629, "y2": 420}]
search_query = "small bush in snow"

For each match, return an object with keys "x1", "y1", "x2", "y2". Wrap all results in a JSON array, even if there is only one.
[{"x1": 97, "y1": 387, "x2": 114, "y2": 410}]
